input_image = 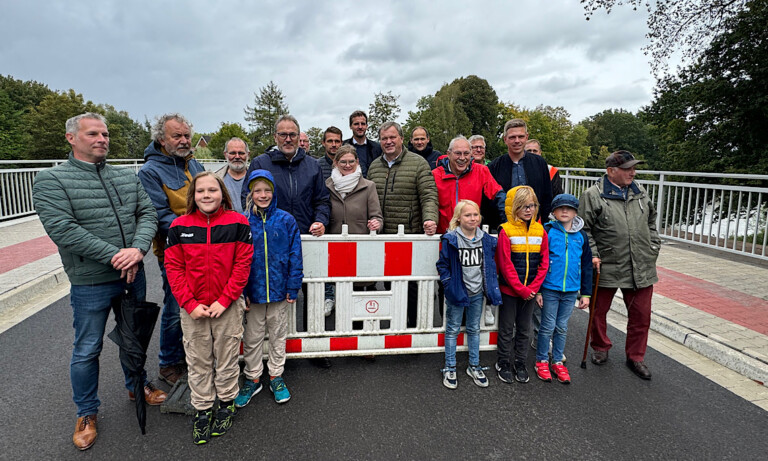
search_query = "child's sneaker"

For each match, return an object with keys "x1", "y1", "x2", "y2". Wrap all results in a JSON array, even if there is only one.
[
  {"x1": 535, "y1": 360, "x2": 552, "y2": 382},
  {"x1": 513, "y1": 360, "x2": 530, "y2": 383},
  {"x1": 211, "y1": 401, "x2": 236, "y2": 437},
  {"x1": 551, "y1": 362, "x2": 571, "y2": 384},
  {"x1": 270, "y1": 376, "x2": 291, "y2": 403},
  {"x1": 192, "y1": 409, "x2": 212, "y2": 445},
  {"x1": 495, "y1": 361, "x2": 514, "y2": 384},
  {"x1": 442, "y1": 368, "x2": 458, "y2": 389},
  {"x1": 466, "y1": 365, "x2": 489, "y2": 388},
  {"x1": 234, "y1": 379, "x2": 262, "y2": 408}
]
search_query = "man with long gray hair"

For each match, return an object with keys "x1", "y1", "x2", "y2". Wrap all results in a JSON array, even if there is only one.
[{"x1": 138, "y1": 113, "x2": 205, "y2": 386}]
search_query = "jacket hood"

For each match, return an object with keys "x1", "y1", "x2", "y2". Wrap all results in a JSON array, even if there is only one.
[
  {"x1": 247, "y1": 169, "x2": 278, "y2": 214},
  {"x1": 546, "y1": 214, "x2": 585, "y2": 233},
  {"x1": 504, "y1": 185, "x2": 538, "y2": 222},
  {"x1": 267, "y1": 147, "x2": 308, "y2": 164}
]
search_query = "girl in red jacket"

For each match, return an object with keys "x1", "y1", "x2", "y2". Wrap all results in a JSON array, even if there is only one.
[
  {"x1": 494, "y1": 186, "x2": 549, "y2": 384},
  {"x1": 165, "y1": 172, "x2": 253, "y2": 445}
]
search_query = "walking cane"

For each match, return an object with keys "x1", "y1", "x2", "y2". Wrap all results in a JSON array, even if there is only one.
[{"x1": 580, "y1": 270, "x2": 601, "y2": 369}]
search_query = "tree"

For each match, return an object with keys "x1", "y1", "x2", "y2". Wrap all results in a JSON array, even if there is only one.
[
  {"x1": 405, "y1": 85, "x2": 472, "y2": 152},
  {"x1": 367, "y1": 91, "x2": 400, "y2": 140},
  {"x1": 642, "y1": 0, "x2": 768, "y2": 174},
  {"x1": 25, "y1": 90, "x2": 96, "y2": 159},
  {"x1": 0, "y1": 90, "x2": 28, "y2": 161},
  {"x1": 100, "y1": 104, "x2": 150, "y2": 159},
  {"x1": 581, "y1": 0, "x2": 749, "y2": 74},
  {"x1": 305, "y1": 126, "x2": 324, "y2": 157},
  {"x1": 579, "y1": 109, "x2": 657, "y2": 168},
  {"x1": 244, "y1": 81, "x2": 288, "y2": 154},
  {"x1": 497, "y1": 103, "x2": 590, "y2": 168},
  {"x1": 208, "y1": 122, "x2": 250, "y2": 158}
]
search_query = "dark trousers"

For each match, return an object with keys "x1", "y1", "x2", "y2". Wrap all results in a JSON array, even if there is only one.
[
  {"x1": 590, "y1": 285, "x2": 653, "y2": 362},
  {"x1": 496, "y1": 293, "x2": 536, "y2": 364}
]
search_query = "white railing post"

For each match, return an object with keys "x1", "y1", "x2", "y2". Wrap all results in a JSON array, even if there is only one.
[{"x1": 655, "y1": 172, "x2": 666, "y2": 234}]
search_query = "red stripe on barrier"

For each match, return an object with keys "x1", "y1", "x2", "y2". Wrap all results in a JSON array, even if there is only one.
[
  {"x1": 328, "y1": 242, "x2": 357, "y2": 277},
  {"x1": 285, "y1": 338, "x2": 303, "y2": 353},
  {"x1": 438, "y1": 333, "x2": 445, "y2": 346},
  {"x1": 384, "y1": 334, "x2": 412, "y2": 348},
  {"x1": 384, "y1": 242, "x2": 412, "y2": 276},
  {"x1": 330, "y1": 337, "x2": 358, "y2": 351},
  {"x1": 489, "y1": 332, "x2": 498, "y2": 345},
  {"x1": 457, "y1": 333, "x2": 465, "y2": 346}
]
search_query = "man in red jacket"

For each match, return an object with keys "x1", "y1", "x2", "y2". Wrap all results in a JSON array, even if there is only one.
[{"x1": 432, "y1": 136, "x2": 506, "y2": 234}]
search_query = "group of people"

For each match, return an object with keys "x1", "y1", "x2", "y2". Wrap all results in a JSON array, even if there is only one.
[{"x1": 32, "y1": 108, "x2": 660, "y2": 450}]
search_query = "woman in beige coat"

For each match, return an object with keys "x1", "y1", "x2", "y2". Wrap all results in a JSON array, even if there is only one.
[{"x1": 322, "y1": 144, "x2": 383, "y2": 316}]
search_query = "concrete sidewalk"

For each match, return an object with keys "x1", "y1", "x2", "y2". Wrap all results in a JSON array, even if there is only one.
[{"x1": 1, "y1": 217, "x2": 767, "y2": 401}]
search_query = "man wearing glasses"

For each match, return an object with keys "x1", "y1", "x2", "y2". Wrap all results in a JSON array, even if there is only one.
[{"x1": 216, "y1": 137, "x2": 250, "y2": 213}]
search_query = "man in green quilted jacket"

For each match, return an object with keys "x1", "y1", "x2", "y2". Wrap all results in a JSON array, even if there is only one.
[{"x1": 32, "y1": 113, "x2": 162, "y2": 451}]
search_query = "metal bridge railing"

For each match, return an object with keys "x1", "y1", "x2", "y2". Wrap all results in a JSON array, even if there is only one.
[{"x1": 561, "y1": 168, "x2": 768, "y2": 261}]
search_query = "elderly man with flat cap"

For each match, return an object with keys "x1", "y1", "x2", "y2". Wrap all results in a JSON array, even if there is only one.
[{"x1": 579, "y1": 151, "x2": 661, "y2": 380}]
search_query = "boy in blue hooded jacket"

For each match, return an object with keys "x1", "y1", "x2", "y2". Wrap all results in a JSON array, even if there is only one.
[
  {"x1": 236, "y1": 170, "x2": 303, "y2": 407},
  {"x1": 534, "y1": 194, "x2": 593, "y2": 384}
]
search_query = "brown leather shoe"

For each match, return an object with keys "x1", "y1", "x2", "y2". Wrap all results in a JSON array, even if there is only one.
[
  {"x1": 73, "y1": 415, "x2": 98, "y2": 451},
  {"x1": 591, "y1": 350, "x2": 609, "y2": 365},
  {"x1": 159, "y1": 364, "x2": 186, "y2": 385},
  {"x1": 129, "y1": 383, "x2": 167, "y2": 405},
  {"x1": 626, "y1": 359, "x2": 652, "y2": 380}
]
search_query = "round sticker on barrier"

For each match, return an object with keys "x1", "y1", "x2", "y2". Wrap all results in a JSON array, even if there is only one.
[{"x1": 365, "y1": 300, "x2": 379, "y2": 313}]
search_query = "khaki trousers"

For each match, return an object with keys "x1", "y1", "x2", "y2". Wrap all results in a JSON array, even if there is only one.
[
  {"x1": 180, "y1": 297, "x2": 245, "y2": 411},
  {"x1": 242, "y1": 300, "x2": 289, "y2": 380}
]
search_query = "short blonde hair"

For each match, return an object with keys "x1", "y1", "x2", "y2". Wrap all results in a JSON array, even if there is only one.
[
  {"x1": 506, "y1": 186, "x2": 539, "y2": 222},
  {"x1": 448, "y1": 200, "x2": 480, "y2": 230}
]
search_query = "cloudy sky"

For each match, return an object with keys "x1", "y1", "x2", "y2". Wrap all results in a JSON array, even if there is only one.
[{"x1": 1, "y1": 0, "x2": 653, "y2": 135}]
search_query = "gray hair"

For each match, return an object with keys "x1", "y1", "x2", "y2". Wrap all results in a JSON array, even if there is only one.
[
  {"x1": 447, "y1": 135, "x2": 470, "y2": 152},
  {"x1": 378, "y1": 121, "x2": 403, "y2": 139},
  {"x1": 468, "y1": 134, "x2": 486, "y2": 146},
  {"x1": 65, "y1": 112, "x2": 107, "y2": 135},
  {"x1": 224, "y1": 137, "x2": 250, "y2": 154},
  {"x1": 151, "y1": 113, "x2": 194, "y2": 143},
  {"x1": 274, "y1": 114, "x2": 300, "y2": 134},
  {"x1": 503, "y1": 118, "x2": 528, "y2": 135}
]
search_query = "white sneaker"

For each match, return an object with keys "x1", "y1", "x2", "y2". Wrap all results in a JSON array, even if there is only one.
[
  {"x1": 442, "y1": 368, "x2": 457, "y2": 389},
  {"x1": 484, "y1": 305, "x2": 496, "y2": 325},
  {"x1": 324, "y1": 299, "x2": 334, "y2": 317}
]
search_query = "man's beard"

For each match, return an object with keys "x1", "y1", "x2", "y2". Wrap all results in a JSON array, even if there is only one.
[
  {"x1": 228, "y1": 159, "x2": 246, "y2": 172},
  {"x1": 169, "y1": 147, "x2": 190, "y2": 158}
]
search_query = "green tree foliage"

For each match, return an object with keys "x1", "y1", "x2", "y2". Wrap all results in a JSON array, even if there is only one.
[
  {"x1": 498, "y1": 103, "x2": 589, "y2": 168},
  {"x1": 581, "y1": 0, "x2": 748, "y2": 75},
  {"x1": 367, "y1": 91, "x2": 401, "y2": 140},
  {"x1": 643, "y1": 0, "x2": 768, "y2": 174},
  {"x1": 0, "y1": 90, "x2": 28, "y2": 161},
  {"x1": 99, "y1": 104, "x2": 150, "y2": 159},
  {"x1": 244, "y1": 81, "x2": 288, "y2": 154},
  {"x1": 25, "y1": 90, "x2": 97, "y2": 160},
  {"x1": 305, "y1": 126, "x2": 324, "y2": 158},
  {"x1": 454, "y1": 75, "x2": 500, "y2": 156},
  {"x1": 208, "y1": 122, "x2": 249, "y2": 158},
  {"x1": 407, "y1": 86, "x2": 472, "y2": 152},
  {"x1": 578, "y1": 109, "x2": 657, "y2": 168}
]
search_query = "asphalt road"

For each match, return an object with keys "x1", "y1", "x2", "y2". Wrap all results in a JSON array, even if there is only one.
[{"x1": 1, "y1": 256, "x2": 767, "y2": 460}]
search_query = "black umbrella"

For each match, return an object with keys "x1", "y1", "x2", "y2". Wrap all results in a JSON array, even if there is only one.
[{"x1": 108, "y1": 287, "x2": 160, "y2": 434}]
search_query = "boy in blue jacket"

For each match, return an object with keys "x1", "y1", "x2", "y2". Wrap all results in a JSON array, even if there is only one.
[
  {"x1": 236, "y1": 170, "x2": 303, "y2": 407},
  {"x1": 436, "y1": 200, "x2": 503, "y2": 389},
  {"x1": 535, "y1": 194, "x2": 593, "y2": 384}
]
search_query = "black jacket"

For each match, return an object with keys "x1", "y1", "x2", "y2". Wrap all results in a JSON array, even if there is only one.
[
  {"x1": 407, "y1": 140, "x2": 441, "y2": 170},
  {"x1": 488, "y1": 152, "x2": 553, "y2": 222}
]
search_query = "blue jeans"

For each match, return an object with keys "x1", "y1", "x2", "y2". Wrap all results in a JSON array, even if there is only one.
[
  {"x1": 159, "y1": 263, "x2": 185, "y2": 368},
  {"x1": 536, "y1": 289, "x2": 578, "y2": 363},
  {"x1": 70, "y1": 269, "x2": 148, "y2": 417},
  {"x1": 444, "y1": 293, "x2": 484, "y2": 369}
]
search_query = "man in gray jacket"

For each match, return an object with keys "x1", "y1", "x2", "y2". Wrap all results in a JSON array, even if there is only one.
[
  {"x1": 33, "y1": 113, "x2": 163, "y2": 450},
  {"x1": 579, "y1": 151, "x2": 661, "y2": 380}
]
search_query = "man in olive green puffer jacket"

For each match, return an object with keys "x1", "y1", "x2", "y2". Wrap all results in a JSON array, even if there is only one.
[
  {"x1": 32, "y1": 113, "x2": 160, "y2": 451},
  {"x1": 367, "y1": 121, "x2": 438, "y2": 235},
  {"x1": 579, "y1": 151, "x2": 661, "y2": 381}
]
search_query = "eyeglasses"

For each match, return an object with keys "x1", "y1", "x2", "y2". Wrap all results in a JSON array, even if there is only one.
[
  {"x1": 337, "y1": 160, "x2": 357, "y2": 166},
  {"x1": 451, "y1": 151, "x2": 472, "y2": 157},
  {"x1": 522, "y1": 204, "x2": 538, "y2": 210},
  {"x1": 471, "y1": 145, "x2": 486, "y2": 150},
  {"x1": 276, "y1": 132, "x2": 299, "y2": 140}
]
